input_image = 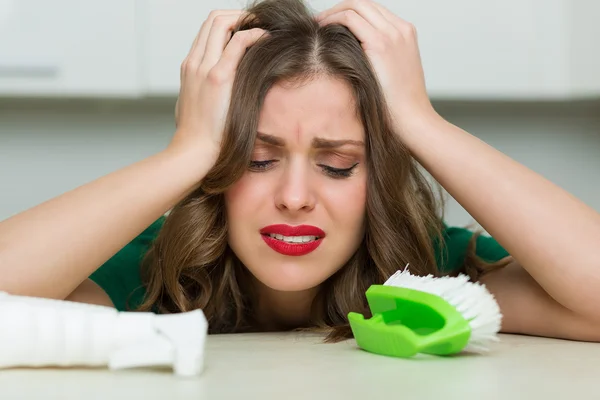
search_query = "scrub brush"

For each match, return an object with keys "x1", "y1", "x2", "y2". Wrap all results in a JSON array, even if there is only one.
[
  {"x1": 0, "y1": 291, "x2": 208, "y2": 376},
  {"x1": 348, "y1": 265, "x2": 502, "y2": 357}
]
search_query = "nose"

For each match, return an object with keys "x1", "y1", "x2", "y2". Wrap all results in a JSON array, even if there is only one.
[{"x1": 275, "y1": 159, "x2": 316, "y2": 213}]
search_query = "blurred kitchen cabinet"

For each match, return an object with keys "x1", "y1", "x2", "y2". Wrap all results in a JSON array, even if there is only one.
[
  {"x1": 1, "y1": 0, "x2": 598, "y2": 99},
  {"x1": 138, "y1": 0, "x2": 244, "y2": 96},
  {"x1": 0, "y1": 0, "x2": 139, "y2": 97},
  {"x1": 140, "y1": 0, "x2": 600, "y2": 100}
]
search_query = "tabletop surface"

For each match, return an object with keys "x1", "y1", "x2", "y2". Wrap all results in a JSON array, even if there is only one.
[{"x1": 0, "y1": 332, "x2": 598, "y2": 400}]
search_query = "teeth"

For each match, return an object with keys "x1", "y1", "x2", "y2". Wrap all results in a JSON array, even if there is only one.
[{"x1": 268, "y1": 234, "x2": 319, "y2": 243}]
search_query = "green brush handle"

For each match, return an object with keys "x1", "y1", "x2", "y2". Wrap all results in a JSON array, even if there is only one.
[{"x1": 348, "y1": 285, "x2": 471, "y2": 357}]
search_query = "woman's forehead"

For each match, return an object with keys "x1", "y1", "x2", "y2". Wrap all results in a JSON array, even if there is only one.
[{"x1": 258, "y1": 77, "x2": 364, "y2": 144}]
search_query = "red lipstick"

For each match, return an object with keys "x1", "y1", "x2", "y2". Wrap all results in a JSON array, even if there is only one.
[{"x1": 259, "y1": 224, "x2": 325, "y2": 256}]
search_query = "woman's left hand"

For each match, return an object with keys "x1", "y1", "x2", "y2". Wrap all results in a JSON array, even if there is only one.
[{"x1": 316, "y1": 0, "x2": 437, "y2": 136}]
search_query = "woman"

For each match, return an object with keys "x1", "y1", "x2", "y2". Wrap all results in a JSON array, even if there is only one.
[{"x1": 1, "y1": 0, "x2": 599, "y2": 342}]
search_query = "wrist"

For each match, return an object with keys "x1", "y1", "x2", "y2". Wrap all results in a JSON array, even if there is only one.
[
  {"x1": 160, "y1": 139, "x2": 219, "y2": 186},
  {"x1": 392, "y1": 105, "x2": 445, "y2": 147},
  {"x1": 167, "y1": 130, "x2": 220, "y2": 162}
]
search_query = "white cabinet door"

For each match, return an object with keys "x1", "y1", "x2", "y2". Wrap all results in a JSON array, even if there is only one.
[
  {"x1": 0, "y1": 0, "x2": 139, "y2": 97},
  {"x1": 139, "y1": 0, "x2": 244, "y2": 96},
  {"x1": 568, "y1": 0, "x2": 600, "y2": 98},
  {"x1": 388, "y1": 0, "x2": 566, "y2": 99}
]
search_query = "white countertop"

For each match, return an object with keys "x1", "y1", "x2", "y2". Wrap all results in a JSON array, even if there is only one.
[{"x1": 0, "y1": 332, "x2": 598, "y2": 399}]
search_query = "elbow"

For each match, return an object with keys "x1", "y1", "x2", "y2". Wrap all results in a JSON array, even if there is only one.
[
  {"x1": 569, "y1": 297, "x2": 600, "y2": 328},
  {"x1": 563, "y1": 273, "x2": 600, "y2": 323},
  {"x1": 564, "y1": 309, "x2": 600, "y2": 342}
]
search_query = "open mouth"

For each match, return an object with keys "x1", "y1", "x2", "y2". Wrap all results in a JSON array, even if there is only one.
[
  {"x1": 260, "y1": 234, "x2": 324, "y2": 256},
  {"x1": 259, "y1": 224, "x2": 325, "y2": 256},
  {"x1": 264, "y1": 233, "x2": 320, "y2": 244}
]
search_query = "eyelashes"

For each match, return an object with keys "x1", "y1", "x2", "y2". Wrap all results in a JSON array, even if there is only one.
[
  {"x1": 248, "y1": 160, "x2": 274, "y2": 170},
  {"x1": 248, "y1": 160, "x2": 359, "y2": 179},
  {"x1": 319, "y1": 163, "x2": 359, "y2": 178}
]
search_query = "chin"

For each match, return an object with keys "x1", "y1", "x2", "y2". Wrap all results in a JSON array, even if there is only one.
[
  {"x1": 261, "y1": 279, "x2": 318, "y2": 292},
  {"x1": 250, "y1": 263, "x2": 330, "y2": 293}
]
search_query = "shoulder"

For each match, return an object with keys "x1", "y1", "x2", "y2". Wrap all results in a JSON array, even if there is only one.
[
  {"x1": 89, "y1": 216, "x2": 165, "y2": 311},
  {"x1": 435, "y1": 223, "x2": 510, "y2": 274}
]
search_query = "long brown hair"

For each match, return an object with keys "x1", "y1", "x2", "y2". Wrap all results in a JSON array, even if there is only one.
[{"x1": 138, "y1": 0, "x2": 506, "y2": 341}]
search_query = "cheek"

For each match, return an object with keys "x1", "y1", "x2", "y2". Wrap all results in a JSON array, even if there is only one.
[
  {"x1": 225, "y1": 174, "x2": 262, "y2": 217},
  {"x1": 322, "y1": 178, "x2": 367, "y2": 227},
  {"x1": 224, "y1": 179, "x2": 242, "y2": 216},
  {"x1": 225, "y1": 176, "x2": 258, "y2": 251}
]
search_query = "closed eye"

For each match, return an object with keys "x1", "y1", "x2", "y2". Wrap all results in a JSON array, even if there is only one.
[
  {"x1": 249, "y1": 160, "x2": 277, "y2": 171},
  {"x1": 318, "y1": 163, "x2": 359, "y2": 179},
  {"x1": 248, "y1": 160, "x2": 359, "y2": 178}
]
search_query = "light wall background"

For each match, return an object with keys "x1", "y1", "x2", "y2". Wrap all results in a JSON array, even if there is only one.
[{"x1": 1, "y1": 98, "x2": 599, "y2": 227}]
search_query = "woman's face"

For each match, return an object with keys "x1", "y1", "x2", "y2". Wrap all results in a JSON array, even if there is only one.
[{"x1": 224, "y1": 76, "x2": 367, "y2": 293}]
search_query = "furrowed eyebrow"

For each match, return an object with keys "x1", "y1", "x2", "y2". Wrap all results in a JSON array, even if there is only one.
[
  {"x1": 311, "y1": 137, "x2": 364, "y2": 149},
  {"x1": 256, "y1": 132, "x2": 364, "y2": 148},
  {"x1": 256, "y1": 132, "x2": 285, "y2": 147}
]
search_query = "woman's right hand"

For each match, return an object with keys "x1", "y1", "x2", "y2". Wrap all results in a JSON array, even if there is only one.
[
  {"x1": 0, "y1": 10, "x2": 267, "y2": 302},
  {"x1": 170, "y1": 10, "x2": 266, "y2": 165}
]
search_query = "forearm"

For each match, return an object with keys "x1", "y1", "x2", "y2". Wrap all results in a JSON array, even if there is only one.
[
  {"x1": 0, "y1": 145, "x2": 213, "y2": 300},
  {"x1": 403, "y1": 112, "x2": 600, "y2": 318}
]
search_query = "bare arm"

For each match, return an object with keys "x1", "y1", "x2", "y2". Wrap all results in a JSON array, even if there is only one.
[
  {"x1": 65, "y1": 279, "x2": 115, "y2": 307},
  {"x1": 0, "y1": 11, "x2": 266, "y2": 302},
  {"x1": 484, "y1": 259, "x2": 600, "y2": 342},
  {"x1": 400, "y1": 115, "x2": 600, "y2": 322},
  {"x1": 0, "y1": 148, "x2": 212, "y2": 300}
]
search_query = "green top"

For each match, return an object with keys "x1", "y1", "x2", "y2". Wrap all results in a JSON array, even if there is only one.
[{"x1": 89, "y1": 217, "x2": 510, "y2": 312}]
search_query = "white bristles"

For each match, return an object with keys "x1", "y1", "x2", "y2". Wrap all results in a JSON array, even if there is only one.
[{"x1": 384, "y1": 265, "x2": 502, "y2": 353}]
